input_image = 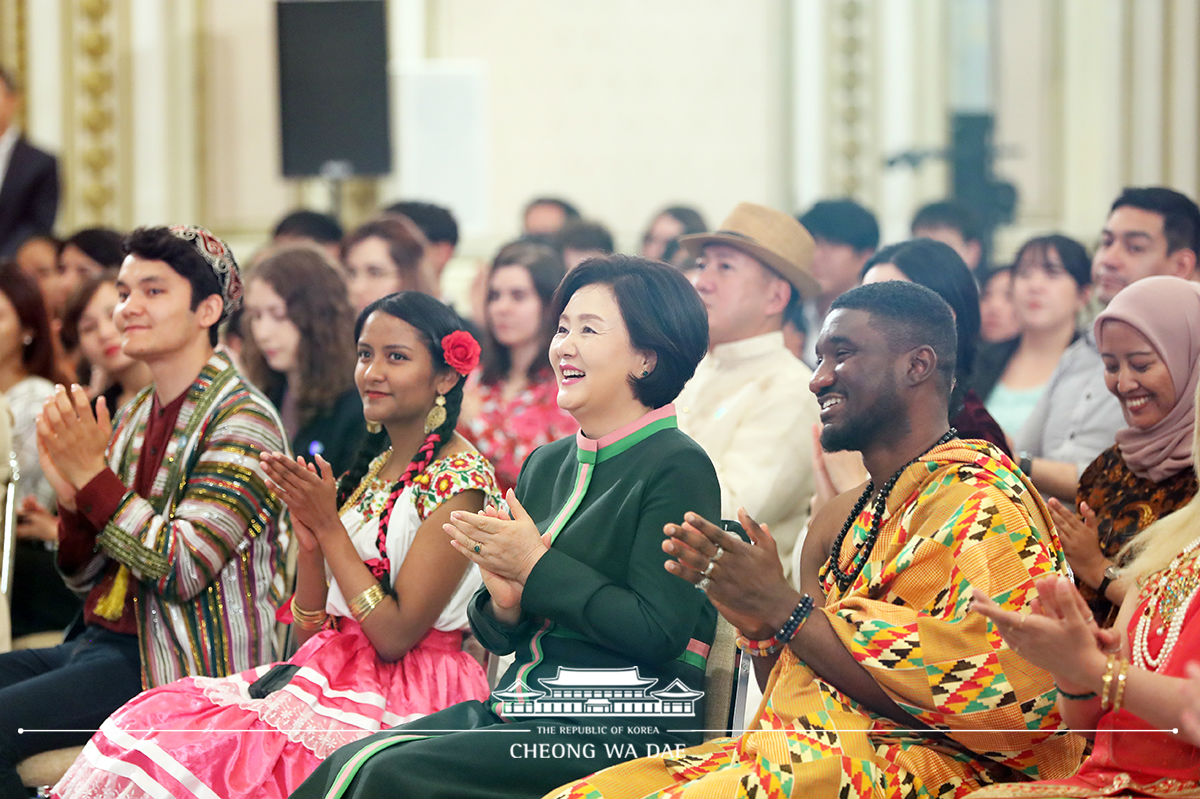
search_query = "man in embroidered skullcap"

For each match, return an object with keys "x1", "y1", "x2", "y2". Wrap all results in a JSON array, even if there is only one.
[
  {"x1": 549, "y1": 281, "x2": 1086, "y2": 799},
  {"x1": 674, "y1": 202, "x2": 821, "y2": 578},
  {"x1": 0, "y1": 225, "x2": 288, "y2": 795}
]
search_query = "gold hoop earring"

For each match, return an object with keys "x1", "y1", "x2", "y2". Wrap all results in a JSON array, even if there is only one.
[{"x1": 424, "y1": 394, "x2": 447, "y2": 434}]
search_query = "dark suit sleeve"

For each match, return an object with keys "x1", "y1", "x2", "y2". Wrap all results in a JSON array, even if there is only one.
[
  {"x1": 0, "y1": 143, "x2": 60, "y2": 254},
  {"x1": 26, "y1": 151, "x2": 59, "y2": 235}
]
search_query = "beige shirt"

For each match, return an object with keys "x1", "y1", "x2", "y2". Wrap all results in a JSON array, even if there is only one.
[{"x1": 676, "y1": 331, "x2": 820, "y2": 578}]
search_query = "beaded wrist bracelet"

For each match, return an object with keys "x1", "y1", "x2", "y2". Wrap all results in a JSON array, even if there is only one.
[
  {"x1": 1053, "y1": 683, "x2": 1097, "y2": 701},
  {"x1": 736, "y1": 594, "x2": 815, "y2": 657}
]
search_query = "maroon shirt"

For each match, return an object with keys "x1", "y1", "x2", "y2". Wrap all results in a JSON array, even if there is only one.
[
  {"x1": 57, "y1": 390, "x2": 188, "y2": 634},
  {"x1": 952, "y1": 389, "x2": 1012, "y2": 458}
]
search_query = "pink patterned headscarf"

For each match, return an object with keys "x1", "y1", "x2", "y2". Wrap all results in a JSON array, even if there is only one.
[{"x1": 1094, "y1": 276, "x2": 1200, "y2": 482}]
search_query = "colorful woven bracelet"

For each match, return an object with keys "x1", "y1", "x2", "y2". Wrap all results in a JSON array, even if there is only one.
[{"x1": 736, "y1": 594, "x2": 815, "y2": 656}]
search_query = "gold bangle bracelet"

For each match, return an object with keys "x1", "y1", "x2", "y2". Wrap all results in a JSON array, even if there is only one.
[
  {"x1": 349, "y1": 583, "x2": 387, "y2": 624},
  {"x1": 1100, "y1": 653, "x2": 1118, "y2": 710},
  {"x1": 1111, "y1": 659, "x2": 1130, "y2": 712},
  {"x1": 291, "y1": 596, "x2": 327, "y2": 631}
]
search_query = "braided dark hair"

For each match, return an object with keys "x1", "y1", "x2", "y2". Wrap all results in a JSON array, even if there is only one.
[{"x1": 336, "y1": 292, "x2": 473, "y2": 585}]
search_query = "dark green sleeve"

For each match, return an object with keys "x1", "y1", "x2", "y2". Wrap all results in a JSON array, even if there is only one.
[
  {"x1": 521, "y1": 448, "x2": 720, "y2": 664},
  {"x1": 467, "y1": 585, "x2": 538, "y2": 654},
  {"x1": 465, "y1": 442, "x2": 552, "y2": 653}
]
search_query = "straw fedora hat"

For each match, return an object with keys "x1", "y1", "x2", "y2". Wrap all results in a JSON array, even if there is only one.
[{"x1": 678, "y1": 202, "x2": 818, "y2": 300}]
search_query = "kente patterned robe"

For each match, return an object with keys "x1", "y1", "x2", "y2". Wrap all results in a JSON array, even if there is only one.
[{"x1": 548, "y1": 439, "x2": 1088, "y2": 799}]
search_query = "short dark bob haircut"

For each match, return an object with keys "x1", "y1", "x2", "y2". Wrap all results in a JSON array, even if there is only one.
[{"x1": 551, "y1": 254, "x2": 708, "y2": 409}]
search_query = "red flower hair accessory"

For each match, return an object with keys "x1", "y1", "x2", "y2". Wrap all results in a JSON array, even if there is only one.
[{"x1": 441, "y1": 330, "x2": 481, "y2": 376}]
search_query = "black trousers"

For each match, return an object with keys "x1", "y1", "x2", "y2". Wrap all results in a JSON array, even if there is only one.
[
  {"x1": 290, "y1": 700, "x2": 695, "y2": 799},
  {"x1": 10, "y1": 542, "x2": 81, "y2": 639},
  {"x1": 0, "y1": 625, "x2": 141, "y2": 798}
]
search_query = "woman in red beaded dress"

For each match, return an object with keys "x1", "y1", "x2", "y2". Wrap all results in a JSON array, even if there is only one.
[{"x1": 967, "y1": 375, "x2": 1200, "y2": 797}]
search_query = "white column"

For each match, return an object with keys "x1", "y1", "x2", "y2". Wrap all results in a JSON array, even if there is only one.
[
  {"x1": 876, "y1": 0, "x2": 920, "y2": 243},
  {"x1": 1128, "y1": 0, "x2": 1165, "y2": 183},
  {"x1": 910, "y1": 0, "x2": 950, "y2": 213},
  {"x1": 1061, "y1": 0, "x2": 1126, "y2": 236},
  {"x1": 24, "y1": 0, "x2": 65, "y2": 152},
  {"x1": 948, "y1": 0, "x2": 992, "y2": 111},
  {"x1": 126, "y1": 0, "x2": 173, "y2": 226},
  {"x1": 790, "y1": 0, "x2": 826, "y2": 211},
  {"x1": 1166, "y1": 0, "x2": 1199, "y2": 199},
  {"x1": 376, "y1": 0, "x2": 427, "y2": 208}
]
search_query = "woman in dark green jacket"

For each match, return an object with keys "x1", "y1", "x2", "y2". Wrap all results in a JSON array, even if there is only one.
[{"x1": 292, "y1": 255, "x2": 721, "y2": 799}]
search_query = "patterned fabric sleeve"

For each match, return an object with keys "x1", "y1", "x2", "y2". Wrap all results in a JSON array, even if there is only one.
[
  {"x1": 96, "y1": 394, "x2": 286, "y2": 603},
  {"x1": 822, "y1": 470, "x2": 1074, "y2": 776},
  {"x1": 411, "y1": 450, "x2": 503, "y2": 521}
]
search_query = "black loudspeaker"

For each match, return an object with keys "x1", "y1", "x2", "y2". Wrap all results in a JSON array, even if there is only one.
[
  {"x1": 276, "y1": 0, "x2": 392, "y2": 177},
  {"x1": 950, "y1": 112, "x2": 1017, "y2": 267}
]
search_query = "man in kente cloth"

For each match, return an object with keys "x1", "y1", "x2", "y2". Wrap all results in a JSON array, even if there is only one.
[{"x1": 547, "y1": 281, "x2": 1087, "y2": 798}]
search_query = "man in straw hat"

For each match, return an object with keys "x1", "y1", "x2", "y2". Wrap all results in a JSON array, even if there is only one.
[
  {"x1": 674, "y1": 202, "x2": 821, "y2": 577},
  {"x1": 0, "y1": 225, "x2": 289, "y2": 795}
]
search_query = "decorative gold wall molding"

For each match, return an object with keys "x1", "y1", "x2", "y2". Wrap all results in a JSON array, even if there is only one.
[
  {"x1": 68, "y1": 0, "x2": 119, "y2": 226},
  {"x1": 0, "y1": 0, "x2": 28, "y2": 125},
  {"x1": 827, "y1": 0, "x2": 875, "y2": 201}
]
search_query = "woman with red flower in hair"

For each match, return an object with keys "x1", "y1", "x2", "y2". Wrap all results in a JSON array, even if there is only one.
[
  {"x1": 294, "y1": 256, "x2": 721, "y2": 799},
  {"x1": 53, "y1": 292, "x2": 501, "y2": 799}
]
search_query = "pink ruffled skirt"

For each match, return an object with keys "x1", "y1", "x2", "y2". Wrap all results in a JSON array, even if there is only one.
[{"x1": 52, "y1": 622, "x2": 488, "y2": 799}]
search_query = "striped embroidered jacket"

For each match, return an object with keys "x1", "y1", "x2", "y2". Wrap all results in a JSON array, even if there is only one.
[{"x1": 62, "y1": 352, "x2": 291, "y2": 687}]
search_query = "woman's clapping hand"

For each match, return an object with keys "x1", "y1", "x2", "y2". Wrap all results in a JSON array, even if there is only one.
[
  {"x1": 262, "y1": 451, "x2": 341, "y2": 552},
  {"x1": 443, "y1": 489, "x2": 548, "y2": 611},
  {"x1": 970, "y1": 575, "x2": 1115, "y2": 693}
]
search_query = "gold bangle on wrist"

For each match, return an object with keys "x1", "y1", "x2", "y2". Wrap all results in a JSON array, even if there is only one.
[
  {"x1": 291, "y1": 596, "x2": 327, "y2": 631},
  {"x1": 1111, "y1": 659, "x2": 1130, "y2": 712},
  {"x1": 349, "y1": 583, "x2": 387, "y2": 624},
  {"x1": 1100, "y1": 653, "x2": 1118, "y2": 710}
]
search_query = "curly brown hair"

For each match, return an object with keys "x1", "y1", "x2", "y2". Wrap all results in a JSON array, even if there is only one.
[{"x1": 241, "y1": 245, "x2": 357, "y2": 425}]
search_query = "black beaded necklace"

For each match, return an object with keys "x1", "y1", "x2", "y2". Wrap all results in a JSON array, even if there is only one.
[{"x1": 826, "y1": 428, "x2": 957, "y2": 592}]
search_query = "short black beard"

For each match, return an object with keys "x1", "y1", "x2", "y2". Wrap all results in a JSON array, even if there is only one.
[
  {"x1": 818, "y1": 392, "x2": 909, "y2": 454},
  {"x1": 819, "y1": 421, "x2": 866, "y2": 453}
]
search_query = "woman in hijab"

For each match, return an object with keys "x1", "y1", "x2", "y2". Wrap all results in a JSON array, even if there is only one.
[{"x1": 1048, "y1": 275, "x2": 1200, "y2": 623}]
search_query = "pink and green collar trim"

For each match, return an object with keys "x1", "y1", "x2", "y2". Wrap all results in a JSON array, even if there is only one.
[
  {"x1": 575, "y1": 404, "x2": 678, "y2": 465},
  {"x1": 541, "y1": 405, "x2": 677, "y2": 546}
]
